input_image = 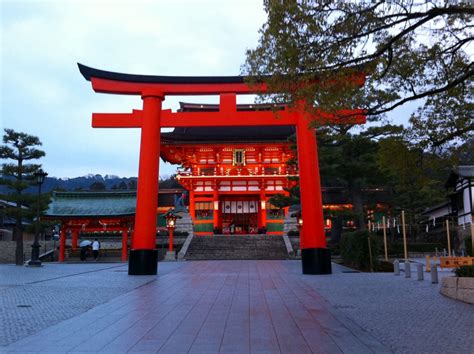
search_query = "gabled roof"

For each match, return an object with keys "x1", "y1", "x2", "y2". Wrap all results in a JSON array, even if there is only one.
[
  {"x1": 457, "y1": 165, "x2": 474, "y2": 177},
  {"x1": 178, "y1": 102, "x2": 285, "y2": 112},
  {"x1": 421, "y1": 201, "x2": 452, "y2": 216},
  {"x1": 162, "y1": 126, "x2": 296, "y2": 143},
  {"x1": 162, "y1": 102, "x2": 295, "y2": 143},
  {"x1": 0, "y1": 199, "x2": 28, "y2": 209},
  {"x1": 46, "y1": 191, "x2": 136, "y2": 217},
  {"x1": 446, "y1": 165, "x2": 474, "y2": 188},
  {"x1": 46, "y1": 189, "x2": 184, "y2": 218}
]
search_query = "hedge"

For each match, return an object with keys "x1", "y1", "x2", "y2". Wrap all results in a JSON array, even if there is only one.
[{"x1": 340, "y1": 230, "x2": 379, "y2": 271}]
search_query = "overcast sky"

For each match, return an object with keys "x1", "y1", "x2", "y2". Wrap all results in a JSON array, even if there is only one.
[{"x1": 1, "y1": 0, "x2": 416, "y2": 179}]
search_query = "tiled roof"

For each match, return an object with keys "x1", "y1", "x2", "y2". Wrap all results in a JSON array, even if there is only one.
[
  {"x1": 161, "y1": 102, "x2": 295, "y2": 143},
  {"x1": 46, "y1": 190, "x2": 184, "y2": 217},
  {"x1": 457, "y1": 165, "x2": 474, "y2": 177},
  {"x1": 46, "y1": 191, "x2": 137, "y2": 217},
  {"x1": 162, "y1": 126, "x2": 295, "y2": 143},
  {"x1": 446, "y1": 165, "x2": 474, "y2": 188}
]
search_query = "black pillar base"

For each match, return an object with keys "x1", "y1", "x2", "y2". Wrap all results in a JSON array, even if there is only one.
[
  {"x1": 128, "y1": 249, "x2": 158, "y2": 275},
  {"x1": 301, "y1": 248, "x2": 332, "y2": 274},
  {"x1": 27, "y1": 259, "x2": 42, "y2": 267}
]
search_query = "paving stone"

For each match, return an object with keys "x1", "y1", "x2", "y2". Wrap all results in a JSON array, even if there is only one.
[{"x1": 0, "y1": 260, "x2": 473, "y2": 354}]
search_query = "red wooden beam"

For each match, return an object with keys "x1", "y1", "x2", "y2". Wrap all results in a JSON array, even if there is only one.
[
  {"x1": 91, "y1": 108, "x2": 365, "y2": 128},
  {"x1": 160, "y1": 110, "x2": 299, "y2": 127},
  {"x1": 91, "y1": 77, "x2": 267, "y2": 96},
  {"x1": 92, "y1": 109, "x2": 143, "y2": 128}
]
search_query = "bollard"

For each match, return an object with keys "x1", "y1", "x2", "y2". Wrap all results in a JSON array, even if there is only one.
[
  {"x1": 425, "y1": 256, "x2": 431, "y2": 272},
  {"x1": 394, "y1": 260, "x2": 400, "y2": 276},
  {"x1": 416, "y1": 263, "x2": 424, "y2": 280},
  {"x1": 431, "y1": 263, "x2": 438, "y2": 284},
  {"x1": 405, "y1": 261, "x2": 411, "y2": 278}
]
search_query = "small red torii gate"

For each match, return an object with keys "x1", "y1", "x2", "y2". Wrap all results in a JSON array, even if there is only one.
[{"x1": 78, "y1": 63, "x2": 365, "y2": 275}]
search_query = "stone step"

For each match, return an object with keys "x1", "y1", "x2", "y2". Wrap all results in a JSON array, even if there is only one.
[{"x1": 185, "y1": 235, "x2": 288, "y2": 260}]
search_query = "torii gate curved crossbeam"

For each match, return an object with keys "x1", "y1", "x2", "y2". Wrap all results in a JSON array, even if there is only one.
[{"x1": 78, "y1": 63, "x2": 365, "y2": 275}]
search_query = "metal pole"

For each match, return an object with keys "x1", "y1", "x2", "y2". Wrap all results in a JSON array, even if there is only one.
[
  {"x1": 446, "y1": 219, "x2": 451, "y2": 256},
  {"x1": 368, "y1": 236, "x2": 373, "y2": 272},
  {"x1": 383, "y1": 216, "x2": 388, "y2": 261},
  {"x1": 402, "y1": 210, "x2": 408, "y2": 261},
  {"x1": 28, "y1": 182, "x2": 42, "y2": 266}
]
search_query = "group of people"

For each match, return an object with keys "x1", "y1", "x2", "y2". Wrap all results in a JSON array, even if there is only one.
[{"x1": 80, "y1": 238, "x2": 101, "y2": 262}]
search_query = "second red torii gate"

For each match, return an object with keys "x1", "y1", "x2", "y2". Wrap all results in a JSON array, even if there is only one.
[{"x1": 78, "y1": 63, "x2": 365, "y2": 275}]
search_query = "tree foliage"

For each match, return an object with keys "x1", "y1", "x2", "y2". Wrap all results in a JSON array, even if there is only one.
[
  {"x1": 318, "y1": 128, "x2": 391, "y2": 230},
  {"x1": 159, "y1": 175, "x2": 183, "y2": 189},
  {"x1": 377, "y1": 136, "x2": 447, "y2": 213},
  {"x1": 244, "y1": 1, "x2": 473, "y2": 145},
  {"x1": 89, "y1": 181, "x2": 106, "y2": 191},
  {"x1": 0, "y1": 129, "x2": 46, "y2": 265}
]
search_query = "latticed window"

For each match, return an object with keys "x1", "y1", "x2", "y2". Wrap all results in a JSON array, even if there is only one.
[{"x1": 233, "y1": 149, "x2": 245, "y2": 166}]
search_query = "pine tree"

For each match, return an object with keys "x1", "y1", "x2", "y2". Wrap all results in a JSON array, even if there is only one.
[{"x1": 0, "y1": 129, "x2": 45, "y2": 265}]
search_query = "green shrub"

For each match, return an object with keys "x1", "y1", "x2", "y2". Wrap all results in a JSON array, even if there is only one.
[
  {"x1": 455, "y1": 265, "x2": 474, "y2": 277},
  {"x1": 377, "y1": 260, "x2": 394, "y2": 272},
  {"x1": 340, "y1": 230, "x2": 379, "y2": 271},
  {"x1": 387, "y1": 243, "x2": 443, "y2": 255},
  {"x1": 330, "y1": 243, "x2": 341, "y2": 256}
]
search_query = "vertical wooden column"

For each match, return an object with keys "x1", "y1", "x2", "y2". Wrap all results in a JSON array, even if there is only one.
[
  {"x1": 189, "y1": 189, "x2": 195, "y2": 219},
  {"x1": 121, "y1": 229, "x2": 128, "y2": 262},
  {"x1": 71, "y1": 229, "x2": 78, "y2": 250},
  {"x1": 168, "y1": 228, "x2": 174, "y2": 252},
  {"x1": 260, "y1": 189, "x2": 267, "y2": 232},
  {"x1": 213, "y1": 189, "x2": 220, "y2": 231},
  {"x1": 129, "y1": 91, "x2": 163, "y2": 275},
  {"x1": 59, "y1": 228, "x2": 67, "y2": 262},
  {"x1": 296, "y1": 111, "x2": 331, "y2": 274}
]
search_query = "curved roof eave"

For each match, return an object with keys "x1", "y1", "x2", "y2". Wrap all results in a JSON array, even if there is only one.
[
  {"x1": 43, "y1": 213, "x2": 135, "y2": 218},
  {"x1": 78, "y1": 63, "x2": 258, "y2": 84}
]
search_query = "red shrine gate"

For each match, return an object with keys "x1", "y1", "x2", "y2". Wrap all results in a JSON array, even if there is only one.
[{"x1": 78, "y1": 63, "x2": 365, "y2": 275}]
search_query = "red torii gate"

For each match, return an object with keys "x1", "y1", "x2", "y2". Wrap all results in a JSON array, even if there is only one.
[{"x1": 78, "y1": 63, "x2": 365, "y2": 275}]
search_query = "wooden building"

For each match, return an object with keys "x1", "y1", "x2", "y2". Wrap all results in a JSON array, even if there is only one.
[
  {"x1": 45, "y1": 189, "x2": 182, "y2": 261},
  {"x1": 161, "y1": 102, "x2": 297, "y2": 235}
]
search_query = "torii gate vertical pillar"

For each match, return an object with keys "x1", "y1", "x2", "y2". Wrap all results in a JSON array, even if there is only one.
[
  {"x1": 129, "y1": 91, "x2": 163, "y2": 275},
  {"x1": 297, "y1": 115, "x2": 332, "y2": 274}
]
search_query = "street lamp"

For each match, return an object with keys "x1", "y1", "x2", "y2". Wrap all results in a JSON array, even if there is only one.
[
  {"x1": 28, "y1": 169, "x2": 48, "y2": 267},
  {"x1": 291, "y1": 211, "x2": 303, "y2": 230},
  {"x1": 297, "y1": 215, "x2": 303, "y2": 228},
  {"x1": 163, "y1": 209, "x2": 181, "y2": 261}
]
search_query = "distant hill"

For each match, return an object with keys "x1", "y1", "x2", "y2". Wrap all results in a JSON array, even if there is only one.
[
  {"x1": 0, "y1": 174, "x2": 183, "y2": 195},
  {"x1": 0, "y1": 174, "x2": 138, "y2": 194}
]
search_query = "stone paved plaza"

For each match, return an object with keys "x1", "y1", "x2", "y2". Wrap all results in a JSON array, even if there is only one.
[{"x1": 0, "y1": 260, "x2": 472, "y2": 353}]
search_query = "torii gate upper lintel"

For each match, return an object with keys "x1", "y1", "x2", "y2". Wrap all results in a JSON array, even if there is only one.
[{"x1": 78, "y1": 63, "x2": 366, "y2": 276}]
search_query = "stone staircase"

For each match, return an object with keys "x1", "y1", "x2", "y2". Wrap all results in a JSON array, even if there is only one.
[
  {"x1": 283, "y1": 212, "x2": 299, "y2": 235},
  {"x1": 185, "y1": 235, "x2": 289, "y2": 260},
  {"x1": 175, "y1": 211, "x2": 194, "y2": 235}
]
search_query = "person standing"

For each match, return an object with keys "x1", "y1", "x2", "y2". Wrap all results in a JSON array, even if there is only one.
[
  {"x1": 92, "y1": 238, "x2": 100, "y2": 261},
  {"x1": 80, "y1": 246, "x2": 87, "y2": 261}
]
